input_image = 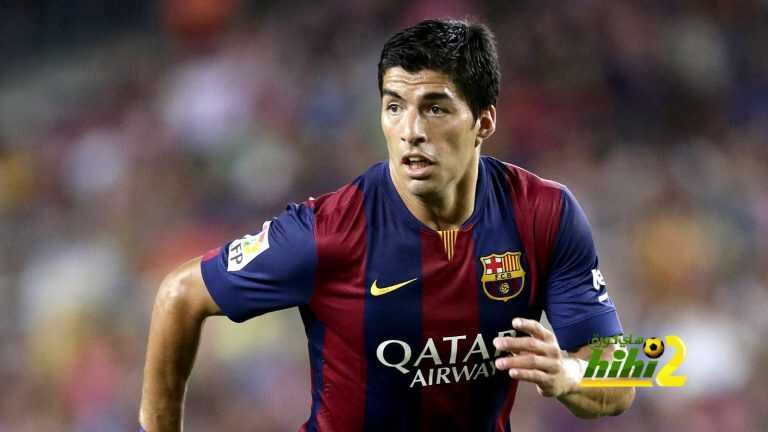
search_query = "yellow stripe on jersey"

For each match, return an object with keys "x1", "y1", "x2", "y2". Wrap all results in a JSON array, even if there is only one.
[
  {"x1": 500, "y1": 253, "x2": 521, "y2": 272},
  {"x1": 437, "y1": 229, "x2": 458, "y2": 261}
]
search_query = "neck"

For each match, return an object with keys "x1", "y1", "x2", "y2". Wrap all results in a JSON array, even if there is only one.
[{"x1": 391, "y1": 152, "x2": 480, "y2": 231}]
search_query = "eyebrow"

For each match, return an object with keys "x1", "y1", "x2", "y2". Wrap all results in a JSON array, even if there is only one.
[
  {"x1": 382, "y1": 89, "x2": 404, "y2": 100},
  {"x1": 382, "y1": 89, "x2": 454, "y2": 102},
  {"x1": 421, "y1": 91, "x2": 453, "y2": 102}
]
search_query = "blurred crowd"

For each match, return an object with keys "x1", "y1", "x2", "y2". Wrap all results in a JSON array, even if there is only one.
[{"x1": 1, "y1": 0, "x2": 766, "y2": 431}]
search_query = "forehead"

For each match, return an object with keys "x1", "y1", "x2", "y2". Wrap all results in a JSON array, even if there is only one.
[{"x1": 381, "y1": 67, "x2": 461, "y2": 100}]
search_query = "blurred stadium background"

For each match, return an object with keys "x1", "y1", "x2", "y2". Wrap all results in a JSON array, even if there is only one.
[{"x1": 1, "y1": 0, "x2": 766, "y2": 431}]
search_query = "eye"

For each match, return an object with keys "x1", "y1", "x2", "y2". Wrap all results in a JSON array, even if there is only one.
[
  {"x1": 429, "y1": 105, "x2": 445, "y2": 115},
  {"x1": 386, "y1": 103, "x2": 402, "y2": 114}
]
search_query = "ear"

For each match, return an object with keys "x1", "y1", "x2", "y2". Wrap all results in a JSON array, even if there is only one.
[{"x1": 474, "y1": 105, "x2": 496, "y2": 147}]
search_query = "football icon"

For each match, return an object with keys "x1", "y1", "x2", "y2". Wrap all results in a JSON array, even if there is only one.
[{"x1": 643, "y1": 337, "x2": 665, "y2": 358}]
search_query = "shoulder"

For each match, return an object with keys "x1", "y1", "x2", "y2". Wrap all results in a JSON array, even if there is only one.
[
  {"x1": 481, "y1": 156, "x2": 565, "y2": 211},
  {"x1": 304, "y1": 161, "x2": 383, "y2": 238}
]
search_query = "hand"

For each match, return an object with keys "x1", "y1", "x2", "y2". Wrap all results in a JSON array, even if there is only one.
[{"x1": 493, "y1": 318, "x2": 582, "y2": 398}]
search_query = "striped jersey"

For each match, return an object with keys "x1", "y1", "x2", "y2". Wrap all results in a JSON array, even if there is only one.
[{"x1": 201, "y1": 156, "x2": 623, "y2": 431}]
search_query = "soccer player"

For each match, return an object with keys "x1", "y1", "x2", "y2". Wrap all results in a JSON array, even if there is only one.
[{"x1": 139, "y1": 19, "x2": 634, "y2": 432}]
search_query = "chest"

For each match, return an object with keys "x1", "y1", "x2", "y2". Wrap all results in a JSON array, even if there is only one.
[
  {"x1": 312, "y1": 224, "x2": 541, "y2": 350},
  {"x1": 369, "y1": 225, "x2": 536, "y2": 335}
]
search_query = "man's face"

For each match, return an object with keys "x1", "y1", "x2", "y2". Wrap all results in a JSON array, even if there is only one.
[{"x1": 380, "y1": 67, "x2": 482, "y2": 198}]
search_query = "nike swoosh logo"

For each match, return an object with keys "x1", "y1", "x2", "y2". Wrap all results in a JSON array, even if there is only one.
[{"x1": 370, "y1": 278, "x2": 418, "y2": 296}]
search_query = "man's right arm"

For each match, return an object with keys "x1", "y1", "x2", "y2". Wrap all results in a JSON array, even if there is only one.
[{"x1": 139, "y1": 256, "x2": 222, "y2": 432}]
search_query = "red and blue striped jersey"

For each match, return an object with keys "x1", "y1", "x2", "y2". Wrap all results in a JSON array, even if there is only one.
[{"x1": 201, "y1": 156, "x2": 622, "y2": 431}]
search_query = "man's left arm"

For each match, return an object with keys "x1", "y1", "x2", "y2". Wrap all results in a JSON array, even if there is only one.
[
  {"x1": 497, "y1": 186, "x2": 634, "y2": 417},
  {"x1": 494, "y1": 318, "x2": 635, "y2": 418}
]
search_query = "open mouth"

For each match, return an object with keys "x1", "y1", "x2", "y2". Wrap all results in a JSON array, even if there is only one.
[
  {"x1": 401, "y1": 154, "x2": 435, "y2": 178},
  {"x1": 403, "y1": 156, "x2": 433, "y2": 168}
]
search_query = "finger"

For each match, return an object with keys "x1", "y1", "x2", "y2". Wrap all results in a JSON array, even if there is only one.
[
  {"x1": 505, "y1": 367, "x2": 551, "y2": 386},
  {"x1": 512, "y1": 318, "x2": 556, "y2": 344},
  {"x1": 493, "y1": 336, "x2": 558, "y2": 357},
  {"x1": 495, "y1": 354, "x2": 559, "y2": 374}
]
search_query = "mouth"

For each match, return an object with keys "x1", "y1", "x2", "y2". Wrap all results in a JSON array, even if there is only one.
[{"x1": 401, "y1": 154, "x2": 435, "y2": 179}]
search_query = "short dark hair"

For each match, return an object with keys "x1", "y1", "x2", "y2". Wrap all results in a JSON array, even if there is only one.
[{"x1": 378, "y1": 19, "x2": 500, "y2": 120}]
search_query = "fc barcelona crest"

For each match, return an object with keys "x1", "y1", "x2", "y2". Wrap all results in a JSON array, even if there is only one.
[{"x1": 480, "y1": 252, "x2": 525, "y2": 302}]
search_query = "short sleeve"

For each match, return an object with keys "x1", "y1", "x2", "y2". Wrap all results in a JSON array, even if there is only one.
[
  {"x1": 545, "y1": 188, "x2": 623, "y2": 351},
  {"x1": 200, "y1": 202, "x2": 317, "y2": 322}
]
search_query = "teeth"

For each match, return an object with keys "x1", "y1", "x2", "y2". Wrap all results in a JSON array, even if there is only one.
[{"x1": 408, "y1": 157, "x2": 426, "y2": 163}]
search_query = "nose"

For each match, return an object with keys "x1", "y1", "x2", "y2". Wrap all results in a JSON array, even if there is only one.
[{"x1": 401, "y1": 108, "x2": 426, "y2": 146}]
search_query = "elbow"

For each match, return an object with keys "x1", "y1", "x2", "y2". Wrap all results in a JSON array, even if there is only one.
[
  {"x1": 606, "y1": 387, "x2": 636, "y2": 417},
  {"x1": 569, "y1": 409, "x2": 601, "y2": 419},
  {"x1": 568, "y1": 387, "x2": 636, "y2": 419}
]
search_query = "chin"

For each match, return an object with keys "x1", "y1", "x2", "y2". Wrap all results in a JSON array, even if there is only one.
[{"x1": 405, "y1": 178, "x2": 441, "y2": 197}]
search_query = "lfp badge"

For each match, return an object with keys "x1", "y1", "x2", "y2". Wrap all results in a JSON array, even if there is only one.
[{"x1": 480, "y1": 252, "x2": 525, "y2": 302}]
